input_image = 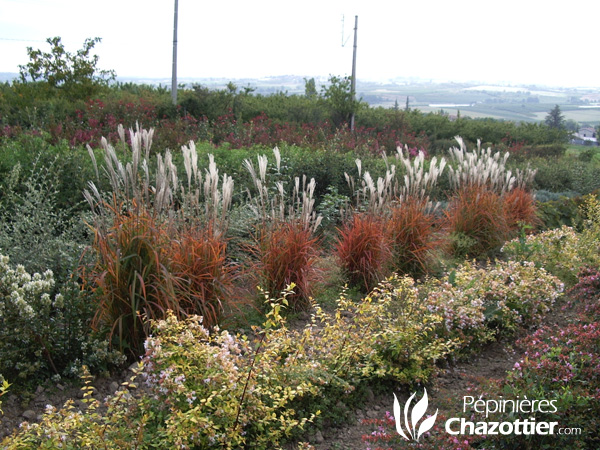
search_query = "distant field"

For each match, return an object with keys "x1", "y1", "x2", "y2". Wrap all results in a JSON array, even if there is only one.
[
  {"x1": 358, "y1": 80, "x2": 600, "y2": 125},
  {"x1": 532, "y1": 108, "x2": 600, "y2": 124}
]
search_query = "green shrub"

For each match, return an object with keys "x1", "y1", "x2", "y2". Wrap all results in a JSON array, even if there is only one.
[
  {"x1": 1, "y1": 260, "x2": 565, "y2": 448},
  {"x1": 423, "y1": 259, "x2": 563, "y2": 351},
  {"x1": 451, "y1": 260, "x2": 562, "y2": 334},
  {"x1": 0, "y1": 160, "x2": 88, "y2": 285},
  {"x1": 0, "y1": 254, "x2": 124, "y2": 383},
  {"x1": 533, "y1": 157, "x2": 600, "y2": 195},
  {"x1": 503, "y1": 201, "x2": 600, "y2": 287},
  {"x1": 536, "y1": 196, "x2": 585, "y2": 230}
]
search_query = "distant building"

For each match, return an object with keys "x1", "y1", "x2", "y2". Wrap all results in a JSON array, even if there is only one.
[{"x1": 572, "y1": 127, "x2": 598, "y2": 145}]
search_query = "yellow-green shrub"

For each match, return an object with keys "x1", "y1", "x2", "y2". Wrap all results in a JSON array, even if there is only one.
[
  {"x1": 502, "y1": 194, "x2": 600, "y2": 286},
  {"x1": 449, "y1": 260, "x2": 562, "y2": 334},
  {"x1": 1, "y1": 263, "x2": 563, "y2": 448}
]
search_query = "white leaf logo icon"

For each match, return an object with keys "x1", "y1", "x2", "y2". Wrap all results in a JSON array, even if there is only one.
[
  {"x1": 418, "y1": 412, "x2": 438, "y2": 441},
  {"x1": 393, "y1": 393, "x2": 409, "y2": 441},
  {"x1": 392, "y1": 388, "x2": 438, "y2": 441}
]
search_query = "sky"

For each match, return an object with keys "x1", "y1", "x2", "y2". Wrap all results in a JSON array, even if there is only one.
[{"x1": 1, "y1": 0, "x2": 599, "y2": 88}]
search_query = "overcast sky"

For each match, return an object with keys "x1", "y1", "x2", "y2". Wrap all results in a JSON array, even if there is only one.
[{"x1": 1, "y1": 0, "x2": 599, "y2": 87}]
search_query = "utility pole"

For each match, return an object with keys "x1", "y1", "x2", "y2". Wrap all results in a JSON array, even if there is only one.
[
  {"x1": 350, "y1": 15, "x2": 358, "y2": 132},
  {"x1": 171, "y1": 0, "x2": 178, "y2": 105}
]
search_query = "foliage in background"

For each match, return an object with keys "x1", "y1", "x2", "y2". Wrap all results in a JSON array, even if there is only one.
[{"x1": 17, "y1": 37, "x2": 115, "y2": 100}]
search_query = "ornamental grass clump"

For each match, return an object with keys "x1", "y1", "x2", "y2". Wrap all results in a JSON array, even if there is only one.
[
  {"x1": 85, "y1": 125, "x2": 235, "y2": 356},
  {"x1": 502, "y1": 186, "x2": 541, "y2": 232},
  {"x1": 89, "y1": 207, "x2": 178, "y2": 357},
  {"x1": 445, "y1": 136, "x2": 537, "y2": 257},
  {"x1": 334, "y1": 213, "x2": 391, "y2": 291},
  {"x1": 445, "y1": 183, "x2": 509, "y2": 257},
  {"x1": 388, "y1": 148, "x2": 447, "y2": 277},
  {"x1": 339, "y1": 149, "x2": 446, "y2": 283},
  {"x1": 244, "y1": 147, "x2": 322, "y2": 309},
  {"x1": 335, "y1": 158, "x2": 396, "y2": 290},
  {"x1": 85, "y1": 126, "x2": 234, "y2": 235}
]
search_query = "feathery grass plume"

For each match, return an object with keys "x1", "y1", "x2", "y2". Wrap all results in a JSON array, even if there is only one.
[
  {"x1": 244, "y1": 147, "x2": 322, "y2": 309},
  {"x1": 445, "y1": 137, "x2": 538, "y2": 256},
  {"x1": 243, "y1": 147, "x2": 322, "y2": 232},
  {"x1": 396, "y1": 146, "x2": 446, "y2": 205},
  {"x1": 341, "y1": 150, "x2": 446, "y2": 279},
  {"x1": 448, "y1": 136, "x2": 514, "y2": 194},
  {"x1": 85, "y1": 126, "x2": 233, "y2": 236},
  {"x1": 344, "y1": 157, "x2": 398, "y2": 217},
  {"x1": 84, "y1": 126, "x2": 235, "y2": 357}
]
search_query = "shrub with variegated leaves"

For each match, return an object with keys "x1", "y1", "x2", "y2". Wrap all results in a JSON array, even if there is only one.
[
  {"x1": 422, "y1": 259, "x2": 562, "y2": 351},
  {"x1": 502, "y1": 225, "x2": 599, "y2": 287},
  {"x1": 451, "y1": 260, "x2": 563, "y2": 334}
]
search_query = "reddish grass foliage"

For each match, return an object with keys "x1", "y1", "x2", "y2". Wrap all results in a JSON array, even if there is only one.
[
  {"x1": 335, "y1": 213, "x2": 391, "y2": 291},
  {"x1": 387, "y1": 197, "x2": 442, "y2": 277},
  {"x1": 253, "y1": 222, "x2": 320, "y2": 311},
  {"x1": 503, "y1": 187, "x2": 540, "y2": 232},
  {"x1": 89, "y1": 209, "x2": 178, "y2": 357},
  {"x1": 89, "y1": 208, "x2": 235, "y2": 357},
  {"x1": 444, "y1": 185, "x2": 510, "y2": 257},
  {"x1": 169, "y1": 224, "x2": 236, "y2": 328}
]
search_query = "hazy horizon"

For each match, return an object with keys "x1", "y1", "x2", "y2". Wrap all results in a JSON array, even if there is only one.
[{"x1": 2, "y1": 0, "x2": 600, "y2": 89}]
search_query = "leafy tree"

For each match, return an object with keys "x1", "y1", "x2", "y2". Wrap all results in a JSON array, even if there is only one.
[
  {"x1": 545, "y1": 104, "x2": 565, "y2": 129},
  {"x1": 565, "y1": 119, "x2": 580, "y2": 133},
  {"x1": 304, "y1": 77, "x2": 317, "y2": 98},
  {"x1": 320, "y1": 75, "x2": 363, "y2": 127},
  {"x1": 18, "y1": 36, "x2": 115, "y2": 99}
]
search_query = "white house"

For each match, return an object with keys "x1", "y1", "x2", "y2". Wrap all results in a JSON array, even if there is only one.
[{"x1": 574, "y1": 127, "x2": 598, "y2": 144}]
